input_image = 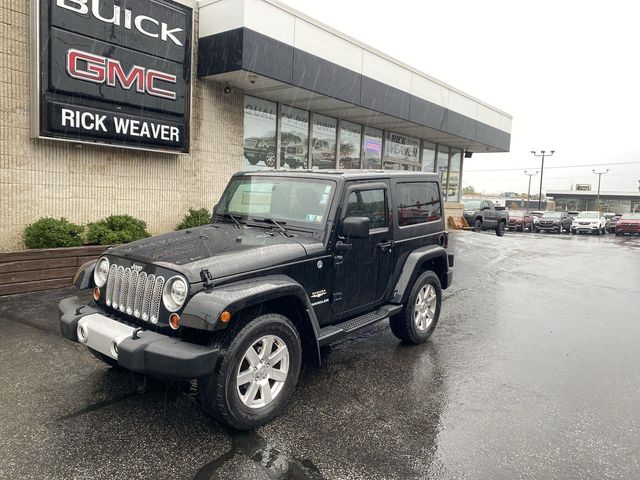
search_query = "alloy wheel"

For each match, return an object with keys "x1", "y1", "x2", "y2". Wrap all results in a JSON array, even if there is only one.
[
  {"x1": 236, "y1": 335, "x2": 289, "y2": 409},
  {"x1": 414, "y1": 284, "x2": 437, "y2": 331}
]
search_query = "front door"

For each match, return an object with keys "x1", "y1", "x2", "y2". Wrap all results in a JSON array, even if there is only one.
[{"x1": 331, "y1": 183, "x2": 394, "y2": 319}]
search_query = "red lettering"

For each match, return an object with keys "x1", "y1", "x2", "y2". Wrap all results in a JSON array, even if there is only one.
[
  {"x1": 107, "y1": 62, "x2": 145, "y2": 93},
  {"x1": 67, "y1": 49, "x2": 106, "y2": 83},
  {"x1": 65, "y1": 48, "x2": 177, "y2": 100},
  {"x1": 146, "y1": 70, "x2": 177, "y2": 100}
]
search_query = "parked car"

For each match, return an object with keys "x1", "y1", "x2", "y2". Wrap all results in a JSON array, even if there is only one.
[
  {"x1": 507, "y1": 210, "x2": 534, "y2": 232},
  {"x1": 243, "y1": 134, "x2": 277, "y2": 167},
  {"x1": 604, "y1": 213, "x2": 622, "y2": 233},
  {"x1": 529, "y1": 210, "x2": 544, "y2": 228},
  {"x1": 571, "y1": 211, "x2": 606, "y2": 235},
  {"x1": 615, "y1": 213, "x2": 640, "y2": 235},
  {"x1": 59, "y1": 171, "x2": 453, "y2": 430},
  {"x1": 536, "y1": 211, "x2": 572, "y2": 233},
  {"x1": 463, "y1": 200, "x2": 509, "y2": 236}
]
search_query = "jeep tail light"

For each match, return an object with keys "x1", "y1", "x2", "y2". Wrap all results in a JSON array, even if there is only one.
[{"x1": 439, "y1": 232, "x2": 449, "y2": 249}]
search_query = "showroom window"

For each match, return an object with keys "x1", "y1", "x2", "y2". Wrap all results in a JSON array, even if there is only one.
[
  {"x1": 243, "y1": 96, "x2": 277, "y2": 171},
  {"x1": 339, "y1": 121, "x2": 362, "y2": 169},
  {"x1": 363, "y1": 127, "x2": 383, "y2": 169},
  {"x1": 421, "y1": 141, "x2": 436, "y2": 172},
  {"x1": 383, "y1": 131, "x2": 420, "y2": 170},
  {"x1": 435, "y1": 145, "x2": 449, "y2": 194},
  {"x1": 447, "y1": 149, "x2": 462, "y2": 202},
  {"x1": 311, "y1": 114, "x2": 337, "y2": 169},
  {"x1": 280, "y1": 105, "x2": 309, "y2": 169}
]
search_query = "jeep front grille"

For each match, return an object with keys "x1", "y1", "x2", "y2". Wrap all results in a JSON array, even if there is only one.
[{"x1": 104, "y1": 264, "x2": 164, "y2": 323}]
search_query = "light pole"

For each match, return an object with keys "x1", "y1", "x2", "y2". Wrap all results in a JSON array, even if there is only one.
[
  {"x1": 531, "y1": 150, "x2": 555, "y2": 210},
  {"x1": 593, "y1": 169, "x2": 609, "y2": 211},
  {"x1": 524, "y1": 170, "x2": 538, "y2": 212}
]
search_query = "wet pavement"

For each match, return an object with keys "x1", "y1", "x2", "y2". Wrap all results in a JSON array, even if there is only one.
[{"x1": 1, "y1": 231, "x2": 639, "y2": 479}]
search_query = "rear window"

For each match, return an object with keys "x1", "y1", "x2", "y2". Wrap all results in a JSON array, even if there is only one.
[{"x1": 397, "y1": 182, "x2": 442, "y2": 226}]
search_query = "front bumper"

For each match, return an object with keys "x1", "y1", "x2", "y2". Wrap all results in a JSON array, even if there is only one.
[
  {"x1": 59, "y1": 296, "x2": 219, "y2": 379},
  {"x1": 572, "y1": 225, "x2": 599, "y2": 232}
]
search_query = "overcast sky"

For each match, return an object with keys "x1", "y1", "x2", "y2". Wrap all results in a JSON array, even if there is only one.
[{"x1": 280, "y1": 0, "x2": 640, "y2": 195}]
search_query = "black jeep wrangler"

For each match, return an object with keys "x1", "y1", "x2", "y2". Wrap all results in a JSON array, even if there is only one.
[{"x1": 60, "y1": 171, "x2": 453, "y2": 429}]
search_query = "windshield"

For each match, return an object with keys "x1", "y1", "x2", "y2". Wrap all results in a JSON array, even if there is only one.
[
  {"x1": 576, "y1": 211, "x2": 599, "y2": 219},
  {"x1": 542, "y1": 212, "x2": 562, "y2": 219},
  {"x1": 621, "y1": 213, "x2": 640, "y2": 220},
  {"x1": 464, "y1": 200, "x2": 482, "y2": 210},
  {"x1": 216, "y1": 176, "x2": 336, "y2": 229}
]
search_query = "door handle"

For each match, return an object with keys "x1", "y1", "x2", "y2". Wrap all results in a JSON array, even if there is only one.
[{"x1": 378, "y1": 240, "x2": 394, "y2": 252}]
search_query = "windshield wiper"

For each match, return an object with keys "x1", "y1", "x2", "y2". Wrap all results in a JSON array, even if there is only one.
[
  {"x1": 251, "y1": 218, "x2": 292, "y2": 237},
  {"x1": 217, "y1": 212, "x2": 242, "y2": 228}
]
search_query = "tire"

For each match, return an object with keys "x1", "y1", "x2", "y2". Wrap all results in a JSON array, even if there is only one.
[
  {"x1": 473, "y1": 219, "x2": 482, "y2": 232},
  {"x1": 535, "y1": 228, "x2": 540, "y2": 233},
  {"x1": 89, "y1": 349, "x2": 120, "y2": 368},
  {"x1": 557, "y1": 224, "x2": 563, "y2": 234},
  {"x1": 389, "y1": 271, "x2": 441, "y2": 344},
  {"x1": 197, "y1": 313, "x2": 302, "y2": 430},
  {"x1": 496, "y1": 221, "x2": 505, "y2": 236},
  {"x1": 571, "y1": 229, "x2": 576, "y2": 235},
  {"x1": 264, "y1": 150, "x2": 276, "y2": 168}
]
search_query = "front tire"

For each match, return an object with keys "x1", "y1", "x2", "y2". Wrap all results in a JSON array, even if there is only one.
[
  {"x1": 198, "y1": 313, "x2": 302, "y2": 430},
  {"x1": 473, "y1": 219, "x2": 482, "y2": 232},
  {"x1": 390, "y1": 271, "x2": 441, "y2": 344},
  {"x1": 264, "y1": 150, "x2": 276, "y2": 168}
]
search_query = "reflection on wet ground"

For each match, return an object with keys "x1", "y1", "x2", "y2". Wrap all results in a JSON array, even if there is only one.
[{"x1": 0, "y1": 233, "x2": 639, "y2": 479}]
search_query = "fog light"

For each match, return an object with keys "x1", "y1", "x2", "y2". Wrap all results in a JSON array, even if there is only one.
[
  {"x1": 77, "y1": 324, "x2": 88, "y2": 343},
  {"x1": 220, "y1": 311, "x2": 231, "y2": 323},
  {"x1": 93, "y1": 287, "x2": 100, "y2": 301},
  {"x1": 169, "y1": 313, "x2": 181, "y2": 330},
  {"x1": 110, "y1": 341, "x2": 119, "y2": 359}
]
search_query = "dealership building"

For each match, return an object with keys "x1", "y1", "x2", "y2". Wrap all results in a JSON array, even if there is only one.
[{"x1": 0, "y1": 0, "x2": 511, "y2": 251}]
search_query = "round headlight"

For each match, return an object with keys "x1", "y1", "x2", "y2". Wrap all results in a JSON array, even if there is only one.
[
  {"x1": 163, "y1": 276, "x2": 188, "y2": 312},
  {"x1": 93, "y1": 257, "x2": 110, "y2": 288}
]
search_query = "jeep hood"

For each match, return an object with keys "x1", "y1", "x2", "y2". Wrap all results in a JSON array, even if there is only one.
[{"x1": 106, "y1": 223, "x2": 323, "y2": 283}]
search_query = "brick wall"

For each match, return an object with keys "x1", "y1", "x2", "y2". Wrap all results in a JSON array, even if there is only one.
[{"x1": 0, "y1": 3, "x2": 244, "y2": 252}]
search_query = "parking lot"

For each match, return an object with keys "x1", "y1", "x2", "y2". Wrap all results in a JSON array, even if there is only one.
[{"x1": 1, "y1": 231, "x2": 639, "y2": 479}]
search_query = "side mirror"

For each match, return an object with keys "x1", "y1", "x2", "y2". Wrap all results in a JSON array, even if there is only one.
[{"x1": 342, "y1": 216, "x2": 370, "y2": 239}]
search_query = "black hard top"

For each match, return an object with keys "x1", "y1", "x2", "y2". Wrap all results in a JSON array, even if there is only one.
[{"x1": 235, "y1": 169, "x2": 439, "y2": 182}]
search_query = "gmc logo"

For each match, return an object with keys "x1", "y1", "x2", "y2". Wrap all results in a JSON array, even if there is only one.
[{"x1": 66, "y1": 49, "x2": 177, "y2": 100}]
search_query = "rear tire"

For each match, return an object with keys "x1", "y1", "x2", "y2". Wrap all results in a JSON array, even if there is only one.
[
  {"x1": 197, "y1": 313, "x2": 302, "y2": 430},
  {"x1": 496, "y1": 221, "x2": 505, "y2": 236},
  {"x1": 390, "y1": 271, "x2": 441, "y2": 345}
]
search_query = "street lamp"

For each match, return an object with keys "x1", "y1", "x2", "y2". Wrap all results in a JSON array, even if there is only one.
[
  {"x1": 593, "y1": 169, "x2": 609, "y2": 211},
  {"x1": 531, "y1": 150, "x2": 555, "y2": 210},
  {"x1": 524, "y1": 170, "x2": 538, "y2": 212}
]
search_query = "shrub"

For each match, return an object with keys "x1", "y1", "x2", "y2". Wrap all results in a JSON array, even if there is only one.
[
  {"x1": 176, "y1": 208, "x2": 211, "y2": 230},
  {"x1": 86, "y1": 215, "x2": 150, "y2": 245},
  {"x1": 23, "y1": 217, "x2": 84, "y2": 249}
]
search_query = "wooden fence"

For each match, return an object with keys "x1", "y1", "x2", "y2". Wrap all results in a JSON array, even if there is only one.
[{"x1": 0, "y1": 245, "x2": 109, "y2": 296}]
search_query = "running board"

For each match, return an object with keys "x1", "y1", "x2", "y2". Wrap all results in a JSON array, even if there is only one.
[{"x1": 317, "y1": 304, "x2": 403, "y2": 346}]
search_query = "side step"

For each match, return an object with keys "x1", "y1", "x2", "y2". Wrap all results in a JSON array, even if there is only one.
[{"x1": 317, "y1": 304, "x2": 403, "y2": 346}]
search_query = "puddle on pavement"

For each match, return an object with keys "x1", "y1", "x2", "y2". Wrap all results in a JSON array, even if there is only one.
[{"x1": 194, "y1": 430, "x2": 322, "y2": 480}]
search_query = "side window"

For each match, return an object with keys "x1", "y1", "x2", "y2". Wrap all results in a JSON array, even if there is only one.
[
  {"x1": 345, "y1": 189, "x2": 387, "y2": 229},
  {"x1": 397, "y1": 182, "x2": 442, "y2": 226}
]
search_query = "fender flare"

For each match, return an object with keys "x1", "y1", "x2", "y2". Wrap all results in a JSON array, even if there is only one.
[
  {"x1": 73, "y1": 260, "x2": 97, "y2": 289},
  {"x1": 181, "y1": 274, "x2": 322, "y2": 366},
  {"x1": 390, "y1": 245, "x2": 452, "y2": 304}
]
